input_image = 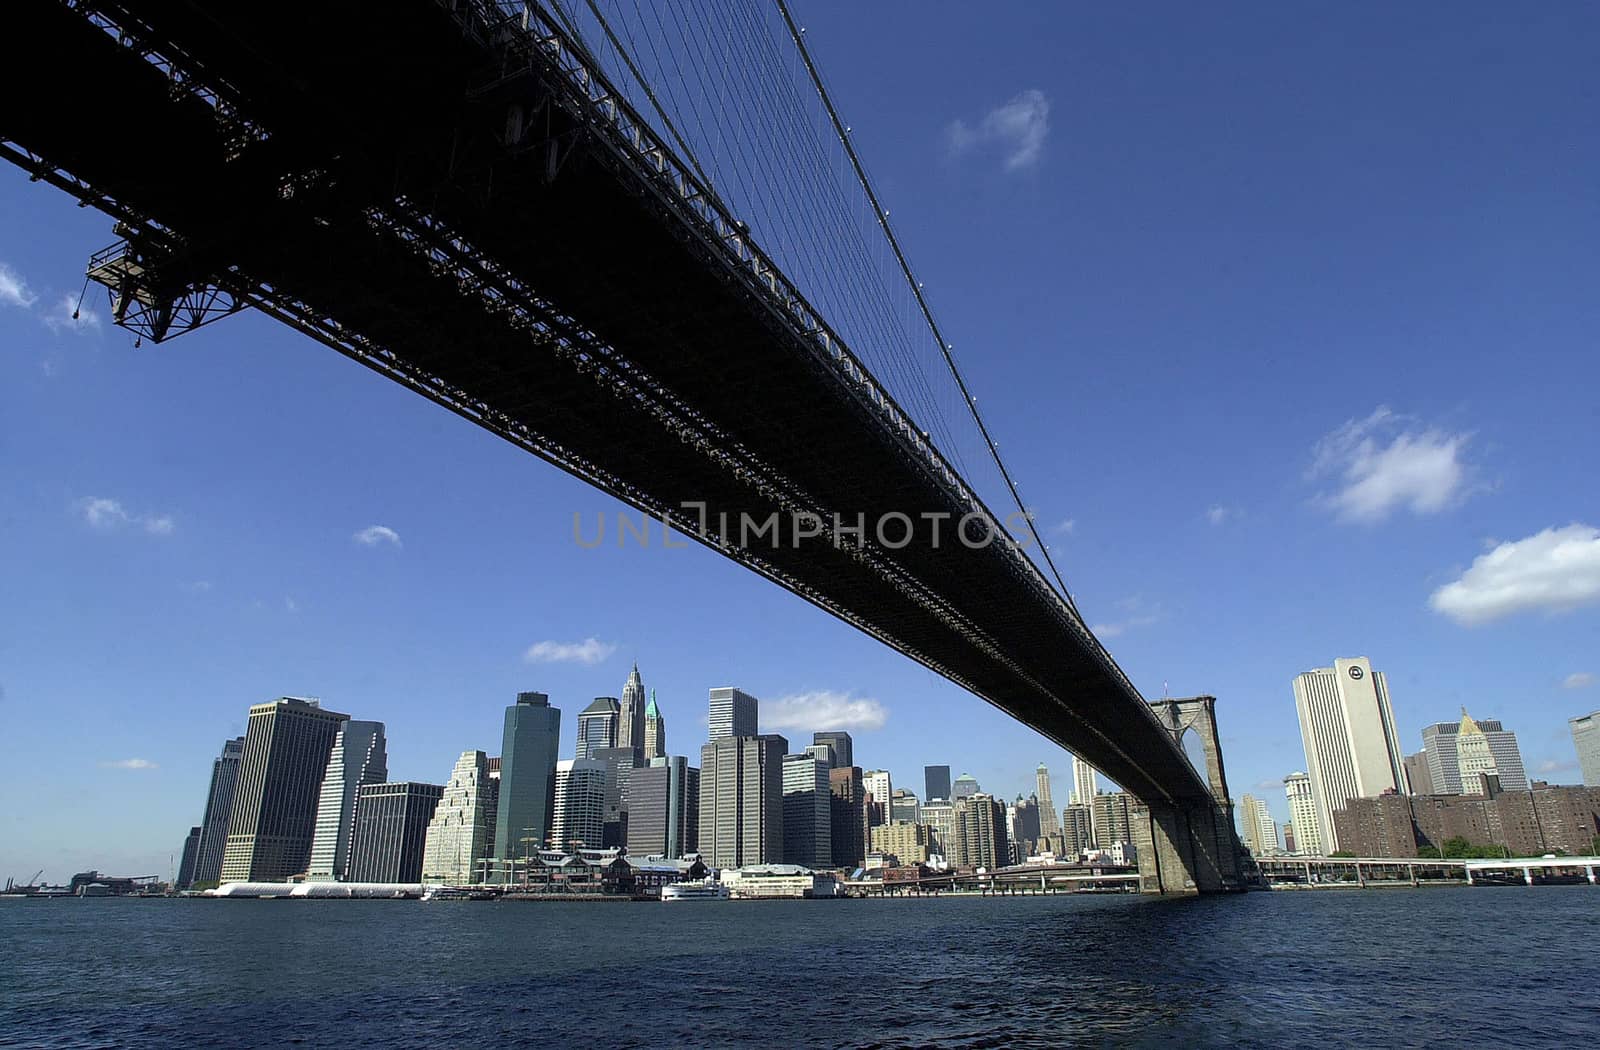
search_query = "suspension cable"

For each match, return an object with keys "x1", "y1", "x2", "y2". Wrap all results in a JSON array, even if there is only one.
[{"x1": 770, "y1": 0, "x2": 1080, "y2": 616}]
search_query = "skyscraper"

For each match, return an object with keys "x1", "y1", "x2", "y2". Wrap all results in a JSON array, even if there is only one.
[
  {"x1": 954, "y1": 794, "x2": 1007, "y2": 869},
  {"x1": 863, "y1": 769, "x2": 893, "y2": 828},
  {"x1": 1061, "y1": 804, "x2": 1093, "y2": 857},
  {"x1": 1403, "y1": 751, "x2": 1434, "y2": 795},
  {"x1": 348, "y1": 782, "x2": 443, "y2": 883},
  {"x1": 782, "y1": 752, "x2": 833, "y2": 869},
  {"x1": 804, "y1": 743, "x2": 836, "y2": 768},
  {"x1": 221, "y1": 697, "x2": 349, "y2": 883},
  {"x1": 1070, "y1": 754, "x2": 1098, "y2": 807},
  {"x1": 1283, "y1": 771, "x2": 1322, "y2": 855},
  {"x1": 1238, "y1": 794, "x2": 1277, "y2": 856},
  {"x1": 307, "y1": 720, "x2": 387, "y2": 881},
  {"x1": 1293, "y1": 657, "x2": 1408, "y2": 852},
  {"x1": 1572, "y1": 710, "x2": 1600, "y2": 787},
  {"x1": 192, "y1": 736, "x2": 244, "y2": 887},
  {"x1": 829, "y1": 766, "x2": 870, "y2": 869},
  {"x1": 628, "y1": 756, "x2": 699, "y2": 859},
  {"x1": 1420, "y1": 712, "x2": 1529, "y2": 794},
  {"x1": 700, "y1": 734, "x2": 787, "y2": 868},
  {"x1": 951, "y1": 773, "x2": 980, "y2": 801},
  {"x1": 813, "y1": 731, "x2": 853, "y2": 770},
  {"x1": 643, "y1": 690, "x2": 666, "y2": 761},
  {"x1": 1035, "y1": 764, "x2": 1060, "y2": 836},
  {"x1": 919, "y1": 798, "x2": 955, "y2": 861},
  {"x1": 1010, "y1": 796, "x2": 1041, "y2": 850},
  {"x1": 1090, "y1": 792, "x2": 1134, "y2": 850},
  {"x1": 551, "y1": 758, "x2": 607, "y2": 852},
  {"x1": 591, "y1": 745, "x2": 638, "y2": 848},
  {"x1": 422, "y1": 750, "x2": 498, "y2": 883},
  {"x1": 176, "y1": 827, "x2": 201, "y2": 890},
  {"x1": 924, "y1": 765, "x2": 952, "y2": 802},
  {"x1": 618, "y1": 663, "x2": 647, "y2": 761},
  {"x1": 890, "y1": 788, "x2": 920, "y2": 824},
  {"x1": 495, "y1": 692, "x2": 561, "y2": 865},
  {"x1": 709, "y1": 687, "x2": 759, "y2": 740},
  {"x1": 576, "y1": 697, "x2": 619, "y2": 761}
]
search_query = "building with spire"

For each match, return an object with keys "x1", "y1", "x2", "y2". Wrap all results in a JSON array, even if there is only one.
[
  {"x1": 643, "y1": 690, "x2": 666, "y2": 761},
  {"x1": 1035, "y1": 763, "x2": 1060, "y2": 836},
  {"x1": 618, "y1": 663, "x2": 647, "y2": 761},
  {"x1": 577, "y1": 697, "x2": 619, "y2": 760},
  {"x1": 1420, "y1": 710, "x2": 1528, "y2": 794}
]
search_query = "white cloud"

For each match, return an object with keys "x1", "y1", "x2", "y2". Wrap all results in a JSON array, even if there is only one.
[
  {"x1": 1051, "y1": 518, "x2": 1076, "y2": 536},
  {"x1": 184, "y1": 580, "x2": 213, "y2": 594},
  {"x1": 762, "y1": 691, "x2": 888, "y2": 734},
  {"x1": 946, "y1": 89, "x2": 1050, "y2": 171},
  {"x1": 284, "y1": 596, "x2": 300, "y2": 614},
  {"x1": 1430, "y1": 524, "x2": 1600, "y2": 625},
  {"x1": 0, "y1": 263, "x2": 37, "y2": 308},
  {"x1": 42, "y1": 293, "x2": 101, "y2": 334},
  {"x1": 353, "y1": 524, "x2": 402, "y2": 548},
  {"x1": 80, "y1": 497, "x2": 131, "y2": 529},
  {"x1": 1309, "y1": 406, "x2": 1475, "y2": 523},
  {"x1": 1206, "y1": 505, "x2": 1233, "y2": 526},
  {"x1": 98, "y1": 758, "x2": 157, "y2": 770},
  {"x1": 1536, "y1": 758, "x2": 1578, "y2": 776},
  {"x1": 1092, "y1": 596, "x2": 1162, "y2": 639},
  {"x1": 523, "y1": 638, "x2": 617, "y2": 665},
  {"x1": 1562, "y1": 672, "x2": 1595, "y2": 690},
  {"x1": 77, "y1": 496, "x2": 175, "y2": 535}
]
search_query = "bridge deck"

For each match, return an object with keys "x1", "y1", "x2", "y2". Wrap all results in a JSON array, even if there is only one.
[{"x1": 3, "y1": 0, "x2": 1216, "y2": 805}]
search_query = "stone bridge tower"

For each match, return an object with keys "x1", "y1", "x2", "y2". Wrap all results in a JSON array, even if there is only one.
[{"x1": 1131, "y1": 695, "x2": 1249, "y2": 894}]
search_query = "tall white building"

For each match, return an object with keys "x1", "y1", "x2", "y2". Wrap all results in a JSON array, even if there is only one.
[
  {"x1": 1070, "y1": 754, "x2": 1098, "y2": 806},
  {"x1": 708, "y1": 687, "x2": 758, "y2": 740},
  {"x1": 552, "y1": 758, "x2": 607, "y2": 852},
  {"x1": 920, "y1": 799, "x2": 956, "y2": 862},
  {"x1": 1283, "y1": 771, "x2": 1321, "y2": 855},
  {"x1": 307, "y1": 720, "x2": 387, "y2": 881},
  {"x1": 1035, "y1": 764, "x2": 1060, "y2": 836},
  {"x1": 1572, "y1": 710, "x2": 1600, "y2": 787},
  {"x1": 863, "y1": 769, "x2": 893, "y2": 827},
  {"x1": 422, "y1": 750, "x2": 499, "y2": 884},
  {"x1": 1238, "y1": 794, "x2": 1278, "y2": 856},
  {"x1": 1292, "y1": 657, "x2": 1408, "y2": 853}
]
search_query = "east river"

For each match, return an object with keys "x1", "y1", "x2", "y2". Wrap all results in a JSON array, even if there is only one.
[{"x1": 1, "y1": 889, "x2": 1594, "y2": 1047}]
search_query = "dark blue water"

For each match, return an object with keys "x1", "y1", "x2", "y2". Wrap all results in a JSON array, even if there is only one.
[{"x1": 1, "y1": 889, "x2": 1595, "y2": 1048}]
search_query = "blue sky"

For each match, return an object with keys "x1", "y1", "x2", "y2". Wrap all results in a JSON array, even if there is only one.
[{"x1": 3, "y1": 3, "x2": 1599, "y2": 882}]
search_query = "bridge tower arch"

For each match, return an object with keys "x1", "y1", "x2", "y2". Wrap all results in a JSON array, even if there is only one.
[{"x1": 1131, "y1": 695, "x2": 1249, "y2": 894}]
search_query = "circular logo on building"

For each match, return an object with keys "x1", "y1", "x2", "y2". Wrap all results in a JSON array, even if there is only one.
[{"x1": 1348, "y1": 666, "x2": 1365, "y2": 680}]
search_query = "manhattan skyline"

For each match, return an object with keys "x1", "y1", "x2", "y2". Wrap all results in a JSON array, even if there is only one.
[{"x1": 4, "y1": 2, "x2": 1599, "y2": 883}]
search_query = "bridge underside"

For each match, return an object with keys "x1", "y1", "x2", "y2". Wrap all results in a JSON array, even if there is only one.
[{"x1": 4, "y1": 1, "x2": 1243, "y2": 879}]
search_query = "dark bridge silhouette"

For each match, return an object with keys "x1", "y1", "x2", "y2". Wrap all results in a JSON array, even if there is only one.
[{"x1": 4, "y1": 0, "x2": 1244, "y2": 891}]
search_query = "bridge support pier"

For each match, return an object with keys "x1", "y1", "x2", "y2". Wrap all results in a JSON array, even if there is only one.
[
  {"x1": 1131, "y1": 695, "x2": 1249, "y2": 894},
  {"x1": 1132, "y1": 800, "x2": 1243, "y2": 894}
]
